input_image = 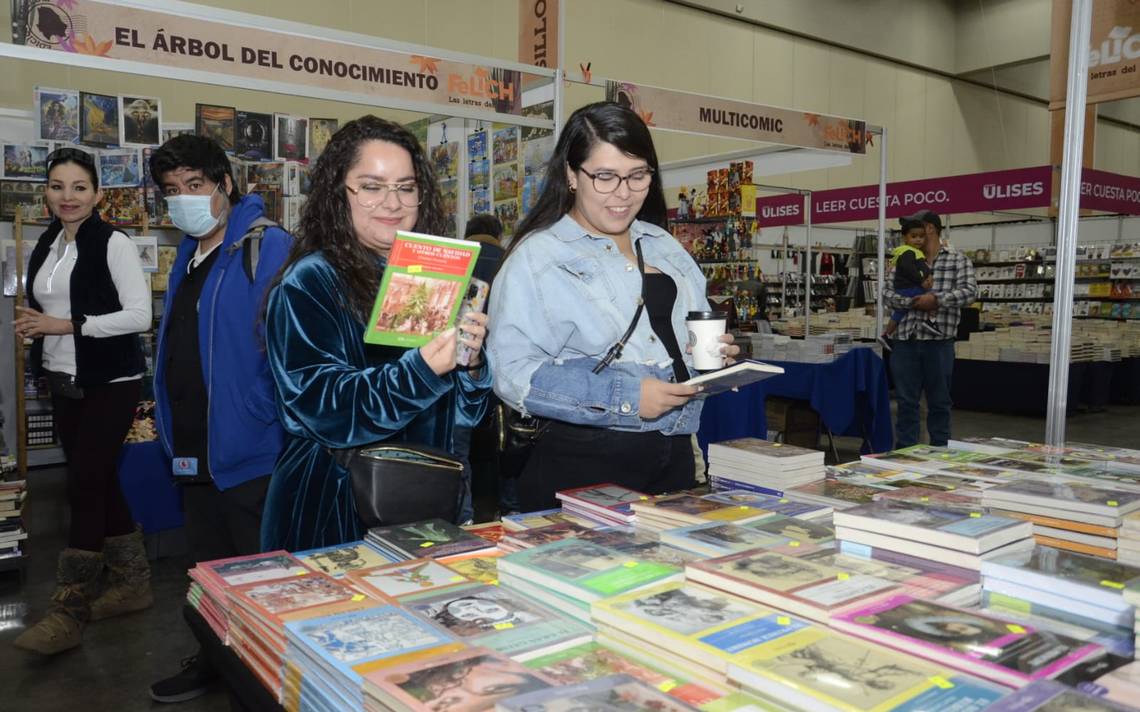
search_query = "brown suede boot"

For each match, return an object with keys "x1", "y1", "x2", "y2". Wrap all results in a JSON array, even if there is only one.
[
  {"x1": 13, "y1": 548, "x2": 103, "y2": 656},
  {"x1": 90, "y1": 528, "x2": 152, "y2": 621}
]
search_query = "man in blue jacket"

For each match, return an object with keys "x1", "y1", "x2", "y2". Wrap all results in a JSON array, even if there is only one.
[{"x1": 143, "y1": 136, "x2": 292, "y2": 703}]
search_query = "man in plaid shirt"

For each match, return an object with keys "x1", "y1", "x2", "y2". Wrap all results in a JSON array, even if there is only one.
[{"x1": 883, "y1": 210, "x2": 977, "y2": 447}]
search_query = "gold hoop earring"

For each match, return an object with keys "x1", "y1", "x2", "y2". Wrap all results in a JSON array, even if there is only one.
[{"x1": 569, "y1": 185, "x2": 576, "y2": 193}]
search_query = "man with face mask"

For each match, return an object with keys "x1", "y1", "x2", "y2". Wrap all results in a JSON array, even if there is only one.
[{"x1": 144, "y1": 135, "x2": 292, "y2": 703}]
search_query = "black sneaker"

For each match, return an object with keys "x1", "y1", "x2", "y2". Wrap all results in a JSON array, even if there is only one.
[
  {"x1": 919, "y1": 320, "x2": 942, "y2": 337},
  {"x1": 150, "y1": 654, "x2": 217, "y2": 703},
  {"x1": 877, "y1": 335, "x2": 893, "y2": 352}
]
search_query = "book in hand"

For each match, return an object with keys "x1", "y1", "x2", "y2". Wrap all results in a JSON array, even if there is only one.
[
  {"x1": 685, "y1": 359, "x2": 784, "y2": 397},
  {"x1": 364, "y1": 231, "x2": 481, "y2": 348}
]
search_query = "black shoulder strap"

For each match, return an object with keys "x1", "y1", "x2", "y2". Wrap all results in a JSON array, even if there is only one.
[{"x1": 592, "y1": 240, "x2": 646, "y2": 375}]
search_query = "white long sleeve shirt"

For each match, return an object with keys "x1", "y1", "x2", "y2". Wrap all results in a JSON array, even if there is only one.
[{"x1": 32, "y1": 230, "x2": 152, "y2": 379}]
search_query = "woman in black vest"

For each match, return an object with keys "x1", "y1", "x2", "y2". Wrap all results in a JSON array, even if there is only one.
[{"x1": 13, "y1": 148, "x2": 151, "y2": 656}]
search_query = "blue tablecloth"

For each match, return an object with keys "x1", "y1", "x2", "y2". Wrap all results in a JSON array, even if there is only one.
[
  {"x1": 697, "y1": 348, "x2": 894, "y2": 456},
  {"x1": 117, "y1": 441, "x2": 183, "y2": 534}
]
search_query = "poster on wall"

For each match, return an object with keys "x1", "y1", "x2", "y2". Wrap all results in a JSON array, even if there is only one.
[
  {"x1": 495, "y1": 198, "x2": 520, "y2": 239},
  {"x1": 405, "y1": 119, "x2": 430, "y2": 153},
  {"x1": 195, "y1": 104, "x2": 236, "y2": 152},
  {"x1": 0, "y1": 182, "x2": 48, "y2": 221},
  {"x1": 520, "y1": 103, "x2": 555, "y2": 142},
  {"x1": 470, "y1": 188, "x2": 491, "y2": 216},
  {"x1": 492, "y1": 125, "x2": 519, "y2": 163},
  {"x1": 467, "y1": 129, "x2": 487, "y2": 160},
  {"x1": 80, "y1": 92, "x2": 120, "y2": 147},
  {"x1": 98, "y1": 149, "x2": 142, "y2": 188},
  {"x1": 430, "y1": 141, "x2": 459, "y2": 181},
  {"x1": 274, "y1": 114, "x2": 309, "y2": 161},
  {"x1": 118, "y1": 96, "x2": 161, "y2": 147},
  {"x1": 1, "y1": 143, "x2": 50, "y2": 181},
  {"x1": 309, "y1": 118, "x2": 339, "y2": 158},
  {"x1": 235, "y1": 111, "x2": 273, "y2": 161},
  {"x1": 439, "y1": 179, "x2": 459, "y2": 237},
  {"x1": 34, "y1": 86, "x2": 79, "y2": 142},
  {"x1": 469, "y1": 159, "x2": 489, "y2": 191},
  {"x1": 2, "y1": 240, "x2": 38, "y2": 296},
  {"x1": 132, "y1": 236, "x2": 159, "y2": 272},
  {"x1": 161, "y1": 123, "x2": 195, "y2": 144},
  {"x1": 102, "y1": 187, "x2": 145, "y2": 225},
  {"x1": 493, "y1": 164, "x2": 519, "y2": 202}
]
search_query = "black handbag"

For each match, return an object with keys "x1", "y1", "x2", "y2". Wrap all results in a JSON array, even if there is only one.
[
  {"x1": 330, "y1": 443, "x2": 462, "y2": 528},
  {"x1": 493, "y1": 402, "x2": 550, "y2": 479}
]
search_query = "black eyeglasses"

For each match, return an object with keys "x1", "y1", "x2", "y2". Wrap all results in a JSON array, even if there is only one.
[
  {"x1": 577, "y1": 167, "x2": 655, "y2": 194},
  {"x1": 46, "y1": 147, "x2": 96, "y2": 169}
]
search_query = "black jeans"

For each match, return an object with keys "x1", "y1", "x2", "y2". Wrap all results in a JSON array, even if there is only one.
[
  {"x1": 182, "y1": 476, "x2": 270, "y2": 564},
  {"x1": 54, "y1": 379, "x2": 141, "y2": 552},
  {"x1": 517, "y1": 421, "x2": 695, "y2": 512}
]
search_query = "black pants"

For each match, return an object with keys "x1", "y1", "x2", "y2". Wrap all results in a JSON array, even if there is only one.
[
  {"x1": 182, "y1": 476, "x2": 270, "y2": 564},
  {"x1": 54, "y1": 379, "x2": 141, "y2": 552},
  {"x1": 517, "y1": 421, "x2": 695, "y2": 512}
]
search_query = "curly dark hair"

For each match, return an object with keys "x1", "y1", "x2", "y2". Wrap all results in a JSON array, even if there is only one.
[{"x1": 276, "y1": 115, "x2": 446, "y2": 320}]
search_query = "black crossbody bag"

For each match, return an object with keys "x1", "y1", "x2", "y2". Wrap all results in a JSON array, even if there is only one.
[{"x1": 331, "y1": 442, "x2": 462, "y2": 528}]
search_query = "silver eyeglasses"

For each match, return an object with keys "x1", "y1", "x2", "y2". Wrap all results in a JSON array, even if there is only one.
[
  {"x1": 345, "y1": 182, "x2": 423, "y2": 208},
  {"x1": 578, "y1": 167, "x2": 654, "y2": 194}
]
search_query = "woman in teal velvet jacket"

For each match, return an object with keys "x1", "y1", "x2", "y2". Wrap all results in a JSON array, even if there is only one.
[{"x1": 261, "y1": 116, "x2": 491, "y2": 551}]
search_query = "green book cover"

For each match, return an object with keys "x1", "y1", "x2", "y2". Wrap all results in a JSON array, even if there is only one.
[
  {"x1": 364, "y1": 231, "x2": 481, "y2": 348},
  {"x1": 499, "y1": 539, "x2": 682, "y2": 602}
]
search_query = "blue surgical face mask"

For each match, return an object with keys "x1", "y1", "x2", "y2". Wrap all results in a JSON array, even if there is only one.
[{"x1": 166, "y1": 184, "x2": 224, "y2": 237}]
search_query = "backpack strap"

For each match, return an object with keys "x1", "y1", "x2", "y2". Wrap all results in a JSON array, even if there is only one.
[{"x1": 227, "y1": 217, "x2": 278, "y2": 283}]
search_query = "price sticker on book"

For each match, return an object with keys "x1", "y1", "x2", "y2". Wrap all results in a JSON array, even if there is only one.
[
  {"x1": 779, "y1": 498, "x2": 789, "y2": 504},
  {"x1": 1108, "y1": 500, "x2": 1119, "y2": 507},
  {"x1": 920, "y1": 496, "x2": 930, "y2": 502},
  {"x1": 623, "y1": 561, "x2": 639, "y2": 568},
  {"x1": 408, "y1": 265, "x2": 423, "y2": 273},
  {"x1": 929, "y1": 676, "x2": 954, "y2": 690},
  {"x1": 493, "y1": 622, "x2": 514, "y2": 630},
  {"x1": 1101, "y1": 579, "x2": 1125, "y2": 589},
  {"x1": 788, "y1": 540, "x2": 800, "y2": 547},
  {"x1": 450, "y1": 575, "x2": 466, "y2": 583},
  {"x1": 351, "y1": 594, "x2": 365, "y2": 602},
  {"x1": 420, "y1": 541, "x2": 434, "y2": 548},
  {"x1": 1006, "y1": 624, "x2": 1025, "y2": 634},
  {"x1": 836, "y1": 572, "x2": 850, "y2": 581},
  {"x1": 657, "y1": 681, "x2": 677, "y2": 693},
  {"x1": 969, "y1": 512, "x2": 982, "y2": 518},
  {"x1": 776, "y1": 616, "x2": 791, "y2": 625},
  {"x1": 296, "y1": 570, "x2": 308, "y2": 576}
]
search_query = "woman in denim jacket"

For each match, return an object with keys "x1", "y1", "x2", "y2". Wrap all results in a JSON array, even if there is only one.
[{"x1": 487, "y1": 102, "x2": 737, "y2": 510}]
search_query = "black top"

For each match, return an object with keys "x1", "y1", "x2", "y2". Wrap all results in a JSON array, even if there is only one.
[
  {"x1": 643, "y1": 273, "x2": 689, "y2": 384},
  {"x1": 893, "y1": 250, "x2": 932, "y2": 290},
  {"x1": 164, "y1": 248, "x2": 221, "y2": 483},
  {"x1": 24, "y1": 214, "x2": 145, "y2": 387}
]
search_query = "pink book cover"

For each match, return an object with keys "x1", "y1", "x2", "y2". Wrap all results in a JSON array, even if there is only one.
[
  {"x1": 831, "y1": 594, "x2": 1103, "y2": 687},
  {"x1": 197, "y1": 551, "x2": 309, "y2": 591},
  {"x1": 555, "y1": 483, "x2": 649, "y2": 515}
]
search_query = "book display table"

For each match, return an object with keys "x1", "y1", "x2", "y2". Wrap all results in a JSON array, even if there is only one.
[
  {"x1": 951, "y1": 358, "x2": 1140, "y2": 416},
  {"x1": 697, "y1": 348, "x2": 893, "y2": 456},
  {"x1": 185, "y1": 604, "x2": 285, "y2": 712}
]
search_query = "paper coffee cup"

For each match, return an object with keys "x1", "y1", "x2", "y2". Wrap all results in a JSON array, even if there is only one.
[{"x1": 686, "y1": 311, "x2": 727, "y2": 371}]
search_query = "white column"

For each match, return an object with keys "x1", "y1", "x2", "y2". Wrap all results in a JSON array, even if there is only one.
[{"x1": 876, "y1": 127, "x2": 888, "y2": 337}]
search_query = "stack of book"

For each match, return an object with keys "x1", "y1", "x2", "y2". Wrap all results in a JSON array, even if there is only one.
[
  {"x1": 187, "y1": 551, "x2": 309, "y2": 642},
  {"x1": 497, "y1": 673, "x2": 699, "y2": 712},
  {"x1": 661, "y1": 513, "x2": 835, "y2": 559},
  {"x1": 226, "y1": 571, "x2": 378, "y2": 695},
  {"x1": 282, "y1": 605, "x2": 462, "y2": 712},
  {"x1": 575, "y1": 529, "x2": 700, "y2": 569},
  {"x1": 701, "y1": 489, "x2": 833, "y2": 519},
  {"x1": 629, "y1": 492, "x2": 770, "y2": 533},
  {"x1": 500, "y1": 508, "x2": 603, "y2": 532},
  {"x1": 0, "y1": 479, "x2": 26, "y2": 560},
  {"x1": 347, "y1": 558, "x2": 475, "y2": 603},
  {"x1": 830, "y1": 594, "x2": 1105, "y2": 688},
  {"x1": 462, "y1": 521, "x2": 505, "y2": 546},
  {"x1": 833, "y1": 499, "x2": 1035, "y2": 570},
  {"x1": 801, "y1": 545, "x2": 982, "y2": 607},
  {"x1": 498, "y1": 520, "x2": 593, "y2": 553},
  {"x1": 726, "y1": 625, "x2": 1007, "y2": 711},
  {"x1": 397, "y1": 581, "x2": 593, "y2": 661},
  {"x1": 982, "y1": 479, "x2": 1140, "y2": 559},
  {"x1": 984, "y1": 679, "x2": 1136, "y2": 711},
  {"x1": 982, "y1": 548, "x2": 1140, "y2": 659},
  {"x1": 435, "y1": 549, "x2": 504, "y2": 586},
  {"x1": 1121, "y1": 511, "x2": 1140, "y2": 566},
  {"x1": 555, "y1": 484, "x2": 646, "y2": 527},
  {"x1": 706, "y1": 438, "x2": 825, "y2": 494},
  {"x1": 361, "y1": 646, "x2": 555, "y2": 712},
  {"x1": 498, "y1": 538, "x2": 683, "y2": 623},
  {"x1": 1089, "y1": 660, "x2": 1140, "y2": 707},
  {"x1": 365, "y1": 519, "x2": 496, "y2": 561},
  {"x1": 784, "y1": 479, "x2": 884, "y2": 510},
  {"x1": 293, "y1": 540, "x2": 395, "y2": 579}
]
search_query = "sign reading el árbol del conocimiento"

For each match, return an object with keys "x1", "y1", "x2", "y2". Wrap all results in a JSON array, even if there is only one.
[
  {"x1": 11, "y1": 0, "x2": 533, "y2": 116},
  {"x1": 605, "y1": 80, "x2": 868, "y2": 155}
]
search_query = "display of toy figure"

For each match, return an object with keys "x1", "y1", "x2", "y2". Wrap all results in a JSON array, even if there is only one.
[{"x1": 677, "y1": 189, "x2": 690, "y2": 219}]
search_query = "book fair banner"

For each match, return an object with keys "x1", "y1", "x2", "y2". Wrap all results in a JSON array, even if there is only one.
[
  {"x1": 605, "y1": 80, "x2": 868, "y2": 155},
  {"x1": 1050, "y1": 0, "x2": 1140, "y2": 108},
  {"x1": 11, "y1": 0, "x2": 538, "y2": 117}
]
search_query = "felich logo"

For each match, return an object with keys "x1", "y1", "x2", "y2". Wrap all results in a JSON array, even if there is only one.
[{"x1": 1089, "y1": 26, "x2": 1140, "y2": 68}]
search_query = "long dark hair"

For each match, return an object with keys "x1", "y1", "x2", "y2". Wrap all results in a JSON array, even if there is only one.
[
  {"x1": 508, "y1": 102, "x2": 666, "y2": 256},
  {"x1": 277, "y1": 115, "x2": 446, "y2": 320}
]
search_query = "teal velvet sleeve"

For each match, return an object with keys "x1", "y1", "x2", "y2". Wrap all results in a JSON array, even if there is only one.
[{"x1": 259, "y1": 254, "x2": 491, "y2": 552}]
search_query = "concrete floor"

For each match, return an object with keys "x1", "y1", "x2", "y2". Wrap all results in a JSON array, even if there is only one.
[{"x1": 1, "y1": 405, "x2": 1138, "y2": 711}]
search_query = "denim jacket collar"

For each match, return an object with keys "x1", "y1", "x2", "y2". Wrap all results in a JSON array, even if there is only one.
[{"x1": 548, "y1": 214, "x2": 666, "y2": 244}]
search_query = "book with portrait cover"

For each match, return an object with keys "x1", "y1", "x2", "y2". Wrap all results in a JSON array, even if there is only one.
[
  {"x1": 364, "y1": 231, "x2": 480, "y2": 348},
  {"x1": 986, "y1": 679, "x2": 1136, "y2": 712},
  {"x1": 497, "y1": 673, "x2": 699, "y2": 712},
  {"x1": 830, "y1": 595, "x2": 1104, "y2": 689},
  {"x1": 727, "y1": 626, "x2": 1007, "y2": 712},
  {"x1": 399, "y1": 582, "x2": 592, "y2": 661},
  {"x1": 832, "y1": 500, "x2": 1032, "y2": 555},
  {"x1": 362, "y1": 646, "x2": 555, "y2": 712},
  {"x1": 686, "y1": 548, "x2": 899, "y2": 623}
]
